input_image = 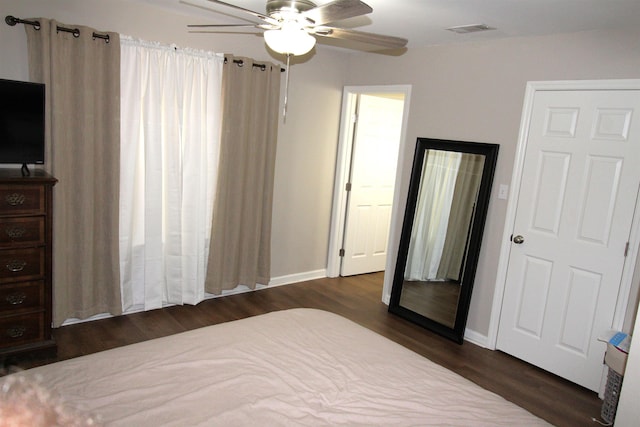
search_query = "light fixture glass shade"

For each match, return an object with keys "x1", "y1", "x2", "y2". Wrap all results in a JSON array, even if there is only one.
[{"x1": 264, "y1": 26, "x2": 316, "y2": 56}]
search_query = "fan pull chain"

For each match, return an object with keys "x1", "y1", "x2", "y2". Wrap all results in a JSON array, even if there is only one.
[{"x1": 283, "y1": 54, "x2": 291, "y2": 122}]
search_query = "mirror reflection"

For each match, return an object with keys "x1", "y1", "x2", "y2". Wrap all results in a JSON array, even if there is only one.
[
  {"x1": 400, "y1": 150, "x2": 485, "y2": 328},
  {"x1": 389, "y1": 138, "x2": 498, "y2": 343}
]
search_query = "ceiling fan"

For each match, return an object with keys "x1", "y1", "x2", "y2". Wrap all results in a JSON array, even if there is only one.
[{"x1": 188, "y1": 0, "x2": 408, "y2": 56}]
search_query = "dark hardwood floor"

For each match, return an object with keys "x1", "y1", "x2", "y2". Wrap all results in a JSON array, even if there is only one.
[{"x1": 4, "y1": 273, "x2": 602, "y2": 426}]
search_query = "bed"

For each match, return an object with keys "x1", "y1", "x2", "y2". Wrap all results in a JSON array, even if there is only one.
[{"x1": 1, "y1": 308, "x2": 550, "y2": 426}]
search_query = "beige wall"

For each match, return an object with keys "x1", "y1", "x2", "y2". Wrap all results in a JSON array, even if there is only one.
[
  {"x1": 2, "y1": 0, "x2": 640, "y2": 338},
  {"x1": 0, "y1": 0, "x2": 348, "y2": 280},
  {"x1": 345, "y1": 28, "x2": 640, "y2": 336}
]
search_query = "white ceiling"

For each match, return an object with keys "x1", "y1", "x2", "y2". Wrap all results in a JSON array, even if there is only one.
[{"x1": 131, "y1": 0, "x2": 640, "y2": 50}]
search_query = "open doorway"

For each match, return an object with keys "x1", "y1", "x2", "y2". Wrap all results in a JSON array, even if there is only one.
[{"x1": 327, "y1": 85, "x2": 411, "y2": 278}]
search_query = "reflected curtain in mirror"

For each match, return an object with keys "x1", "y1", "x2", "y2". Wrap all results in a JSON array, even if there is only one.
[
  {"x1": 405, "y1": 151, "x2": 485, "y2": 282},
  {"x1": 405, "y1": 151, "x2": 461, "y2": 281},
  {"x1": 389, "y1": 138, "x2": 498, "y2": 343},
  {"x1": 438, "y1": 153, "x2": 484, "y2": 280}
]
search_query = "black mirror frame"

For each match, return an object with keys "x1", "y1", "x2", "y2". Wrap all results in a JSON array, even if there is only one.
[{"x1": 388, "y1": 138, "x2": 499, "y2": 344}]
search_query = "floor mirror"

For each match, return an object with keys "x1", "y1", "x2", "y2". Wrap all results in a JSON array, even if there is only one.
[{"x1": 389, "y1": 138, "x2": 498, "y2": 343}]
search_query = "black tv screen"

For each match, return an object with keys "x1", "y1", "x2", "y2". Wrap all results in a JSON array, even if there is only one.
[{"x1": 0, "y1": 78, "x2": 45, "y2": 165}]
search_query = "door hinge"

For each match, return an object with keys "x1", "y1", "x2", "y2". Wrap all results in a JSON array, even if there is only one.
[
  {"x1": 624, "y1": 241, "x2": 630, "y2": 257},
  {"x1": 352, "y1": 113, "x2": 357, "y2": 124},
  {"x1": 339, "y1": 248, "x2": 345, "y2": 257},
  {"x1": 345, "y1": 183, "x2": 352, "y2": 192}
]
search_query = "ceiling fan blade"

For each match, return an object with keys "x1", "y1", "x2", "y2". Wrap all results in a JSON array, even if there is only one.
[
  {"x1": 205, "y1": 0, "x2": 278, "y2": 25},
  {"x1": 188, "y1": 30, "x2": 262, "y2": 35},
  {"x1": 188, "y1": 23, "x2": 275, "y2": 34},
  {"x1": 302, "y1": 0, "x2": 372, "y2": 26},
  {"x1": 188, "y1": 24, "x2": 259, "y2": 28},
  {"x1": 315, "y1": 27, "x2": 407, "y2": 49}
]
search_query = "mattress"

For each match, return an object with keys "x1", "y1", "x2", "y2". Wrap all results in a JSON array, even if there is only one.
[{"x1": 1, "y1": 308, "x2": 550, "y2": 426}]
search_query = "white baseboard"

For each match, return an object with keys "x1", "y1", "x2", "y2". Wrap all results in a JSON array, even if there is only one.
[
  {"x1": 61, "y1": 269, "x2": 329, "y2": 326},
  {"x1": 61, "y1": 312, "x2": 115, "y2": 326},
  {"x1": 382, "y1": 296, "x2": 490, "y2": 349},
  {"x1": 268, "y1": 269, "x2": 327, "y2": 287},
  {"x1": 62, "y1": 268, "x2": 493, "y2": 351},
  {"x1": 464, "y1": 328, "x2": 489, "y2": 348},
  {"x1": 216, "y1": 269, "x2": 327, "y2": 296}
]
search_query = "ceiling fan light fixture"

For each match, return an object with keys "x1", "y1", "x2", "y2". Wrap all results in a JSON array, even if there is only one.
[{"x1": 264, "y1": 25, "x2": 316, "y2": 56}]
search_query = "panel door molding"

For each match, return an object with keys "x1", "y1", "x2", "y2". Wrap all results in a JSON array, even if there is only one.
[{"x1": 487, "y1": 79, "x2": 640, "y2": 392}]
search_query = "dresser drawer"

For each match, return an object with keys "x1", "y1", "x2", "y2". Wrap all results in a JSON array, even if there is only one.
[
  {"x1": 0, "y1": 185, "x2": 45, "y2": 215},
  {"x1": 0, "y1": 248, "x2": 45, "y2": 283},
  {"x1": 0, "y1": 312, "x2": 44, "y2": 349},
  {"x1": 0, "y1": 216, "x2": 45, "y2": 248},
  {"x1": 0, "y1": 281, "x2": 44, "y2": 313}
]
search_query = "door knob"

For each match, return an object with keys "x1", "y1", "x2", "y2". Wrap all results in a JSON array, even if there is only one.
[{"x1": 512, "y1": 235, "x2": 525, "y2": 244}]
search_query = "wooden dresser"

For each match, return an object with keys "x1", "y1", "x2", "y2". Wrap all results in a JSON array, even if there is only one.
[{"x1": 0, "y1": 169, "x2": 57, "y2": 359}]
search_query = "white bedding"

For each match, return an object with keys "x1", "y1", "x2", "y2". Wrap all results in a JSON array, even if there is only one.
[{"x1": 2, "y1": 309, "x2": 550, "y2": 426}]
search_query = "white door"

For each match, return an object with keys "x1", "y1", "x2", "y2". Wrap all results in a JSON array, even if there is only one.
[
  {"x1": 340, "y1": 94, "x2": 404, "y2": 276},
  {"x1": 497, "y1": 89, "x2": 640, "y2": 392}
]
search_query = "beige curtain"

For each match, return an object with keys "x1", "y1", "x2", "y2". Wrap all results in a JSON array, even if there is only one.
[
  {"x1": 25, "y1": 19, "x2": 121, "y2": 325},
  {"x1": 205, "y1": 56, "x2": 281, "y2": 294},
  {"x1": 437, "y1": 153, "x2": 485, "y2": 281}
]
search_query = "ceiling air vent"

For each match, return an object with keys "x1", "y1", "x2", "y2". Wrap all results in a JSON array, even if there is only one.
[{"x1": 446, "y1": 24, "x2": 496, "y2": 34}]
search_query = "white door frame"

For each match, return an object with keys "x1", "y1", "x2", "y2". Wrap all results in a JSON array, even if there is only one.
[
  {"x1": 487, "y1": 79, "x2": 640, "y2": 350},
  {"x1": 327, "y1": 85, "x2": 412, "y2": 282}
]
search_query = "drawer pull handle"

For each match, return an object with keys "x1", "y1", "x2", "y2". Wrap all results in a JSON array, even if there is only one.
[
  {"x1": 5, "y1": 193, "x2": 26, "y2": 206},
  {"x1": 6, "y1": 292, "x2": 27, "y2": 305},
  {"x1": 5, "y1": 225, "x2": 27, "y2": 239},
  {"x1": 7, "y1": 326, "x2": 26, "y2": 338},
  {"x1": 6, "y1": 260, "x2": 27, "y2": 272}
]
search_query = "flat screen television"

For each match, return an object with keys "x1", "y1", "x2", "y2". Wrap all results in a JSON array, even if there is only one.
[{"x1": 0, "y1": 78, "x2": 45, "y2": 174}]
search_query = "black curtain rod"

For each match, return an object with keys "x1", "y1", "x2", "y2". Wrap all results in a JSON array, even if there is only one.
[
  {"x1": 6, "y1": 16, "x2": 282, "y2": 66},
  {"x1": 5, "y1": 15, "x2": 110, "y2": 43},
  {"x1": 224, "y1": 57, "x2": 285, "y2": 73},
  {"x1": 5, "y1": 15, "x2": 40, "y2": 30}
]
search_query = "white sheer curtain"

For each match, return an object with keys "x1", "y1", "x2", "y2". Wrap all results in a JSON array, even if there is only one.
[
  {"x1": 119, "y1": 37, "x2": 224, "y2": 312},
  {"x1": 405, "y1": 150, "x2": 462, "y2": 281}
]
